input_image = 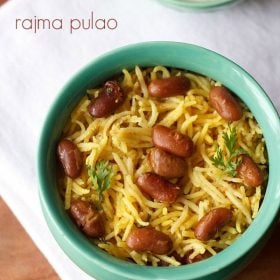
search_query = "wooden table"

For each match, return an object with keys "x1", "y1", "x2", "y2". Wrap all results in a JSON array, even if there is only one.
[
  {"x1": 0, "y1": 197, "x2": 279, "y2": 280},
  {"x1": 0, "y1": 198, "x2": 57, "y2": 280}
]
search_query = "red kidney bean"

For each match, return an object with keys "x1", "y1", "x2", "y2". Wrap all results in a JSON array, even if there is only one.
[
  {"x1": 152, "y1": 125, "x2": 193, "y2": 158},
  {"x1": 149, "y1": 148, "x2": 187, "y2": 178},
  {"x1": 57, "y1": 139, "x2": 82, "y2": 178},
  {"x1": 148, "y1": 76, "x2": 190, "y2": 98},
  {"x1": 169, "y1": 251, "x2": 185, "y2": 264},
  {"x1": 186, "y1": 251, "x2": 212, "y2": 264},
  {"x1": 126, "y1": 227, "x2": 173, "y2": 254},
  {"x1": 88, "y1": 81, "x2": 124, "y2": 118},
  {"x1": 136, "y1": 173, "x2": 180, "y2": 203},
  {"x1": 209, "y1": 86, "x2": 242, "y2": 121},
  {"x1": 70, "y1": 199, "x2": 105, "y2": 238},
  {"x1": 237, "y1": 155, "x2": 264, "y2": 187},
  {"x1": 157, "y1": 260, "x2": 169, "y2": 267},
  {"x1": 194, "y1": 208, "x2": 232, "y2": 241}
]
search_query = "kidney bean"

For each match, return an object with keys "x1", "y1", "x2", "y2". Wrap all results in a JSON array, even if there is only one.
[
  {"x1": 136, "y1": 173, "x2": 180, "y2": 203},
  {"x1": 152, "y1": 125, "x2": 193, "y2": 158},
  {"x1": 170, "y1": 251, "x2": 185, "y2": 264},
  {"x1": 237, "y1": 155, "x2": 264, "y2": 187},
  {"x1": 148, "y1": 76, "x2": 190, "y2": 98},
  {"x1": 157, "y1": 260, "x2": 169, "y2": 267},
  {"x1": 70, "y1": 199, "x2": 105, "y2": 238},
  {"x1": 209, "y1": 86, "x2": 242, "y2": 121},
  {"x1": 149, "y1": 148, "x2": 187, "y2": 178},
  {"x1": 126, "y1": 227, "x2": 173, "y2": 254},
  {"x1": 194, "y1": 208, "x2": 232, "y2": 241},
  {"x1": 88, "y1": 81, "x2": 124, "y2": 118},
  {"x1": 57, "y1": 139, "x2": 82, "y2": 178},
  {"x1": 186, "y1": 251, "x2": 212, "y2": 264}
]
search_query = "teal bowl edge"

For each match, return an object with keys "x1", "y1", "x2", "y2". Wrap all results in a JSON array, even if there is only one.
[
  {"x1": 37, "y1": 41, "x2": 280, "y2": 280},
  {"x1": 156, "y1": 0, "x2": 242, "y2": 11}
]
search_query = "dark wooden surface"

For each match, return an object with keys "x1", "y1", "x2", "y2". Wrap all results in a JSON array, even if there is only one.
[{"x1": 0, "y1": 197, "x2": 58, "y2": 280}]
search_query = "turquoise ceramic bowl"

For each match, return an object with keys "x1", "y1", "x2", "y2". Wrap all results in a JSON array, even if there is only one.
[
  {"x1": 38, "y1": 42, "x2": 280, "y2": 280},
  {"x1": 157, "y1": 0, "x2": 242, "y2": 11}
]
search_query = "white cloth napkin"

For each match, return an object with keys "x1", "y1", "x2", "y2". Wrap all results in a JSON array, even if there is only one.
[{"x1": 0, "y1": 0, "x2": 279, "y2": 279}]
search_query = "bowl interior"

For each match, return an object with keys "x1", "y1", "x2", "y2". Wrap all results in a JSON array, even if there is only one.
[{"x1": 38, "y1": 42, "x2": 280, "y2": 280}]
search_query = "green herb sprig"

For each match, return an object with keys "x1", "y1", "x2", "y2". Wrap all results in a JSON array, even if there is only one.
[
  {"x1": 211, "y1": 125, "x2": 247, "y2": 176},
  {"x1": 88, "y1": 160, "x2": 114, "y2": 208}
]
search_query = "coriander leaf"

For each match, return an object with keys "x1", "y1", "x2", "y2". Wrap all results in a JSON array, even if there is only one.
[
  {"x1": 211, "y1": 147, "x2": 226, "y2": 169},
  {"x1": 231, "y1": 148, "x2": 247, "y2": 158},
  {"x1": 88, "y1": 160, "x2": 114, "y2": 208},
  {"x1": 223, "y1": 125, "x2": 236, "y2": 154},
  {"x1": 211, "y1": 125, "x2": 247, "y2": 176}
]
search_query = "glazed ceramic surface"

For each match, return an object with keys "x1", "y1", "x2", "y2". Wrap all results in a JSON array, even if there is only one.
[
  {"x1": 38, "y1": 42, "x2": 280, "y2": 280},
  {"x1": 158, "y1": 0, "x2": 242, "y2": 11}
]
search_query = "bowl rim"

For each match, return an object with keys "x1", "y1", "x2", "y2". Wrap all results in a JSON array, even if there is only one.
[
  {"x1": 157, "y1": 0, "x2": 241, "y2": 10},
  {"x1": 38, "y1": 41, "x2": 280, "y2": 280}
]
